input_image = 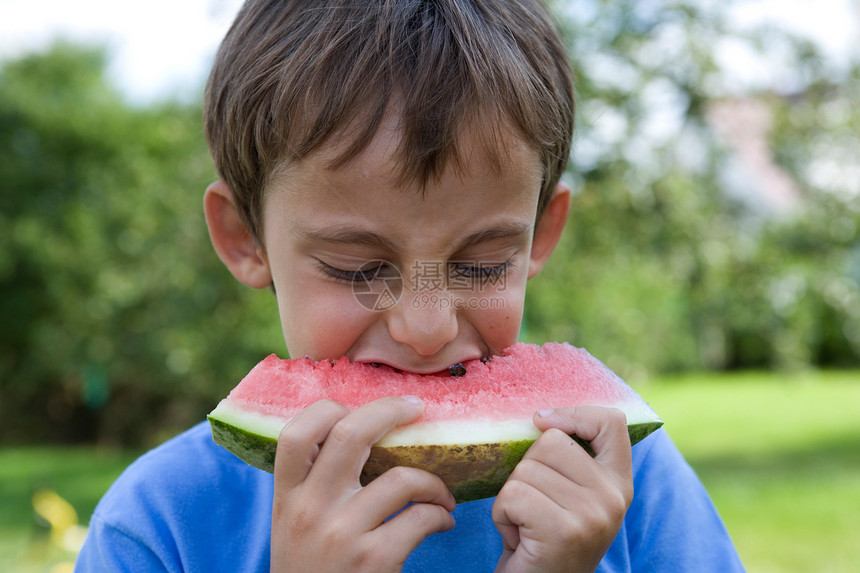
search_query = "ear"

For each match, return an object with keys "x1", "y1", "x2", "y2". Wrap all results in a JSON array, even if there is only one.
[
  {"x1": 203, "y1": 180, "x2": 272, "y2": 289},
  {"x1": 528, "y1": 180, "x2": 571, "y2": 279}
]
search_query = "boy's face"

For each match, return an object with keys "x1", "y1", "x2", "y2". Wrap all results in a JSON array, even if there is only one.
[{"x1": 207, "y1": 115, "x2": 569, "y2": 373}]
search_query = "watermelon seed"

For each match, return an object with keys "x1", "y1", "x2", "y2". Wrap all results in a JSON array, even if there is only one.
[
  {"x1": 448, "y1": 363, "x2": 467, "y2": 377},
  {"x1": 480, "y1": 355, "x2": 492, "y2": 364}
]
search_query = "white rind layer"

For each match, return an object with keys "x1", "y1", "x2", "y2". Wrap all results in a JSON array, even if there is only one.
[{"x1": 208, "y1": 397, "x2": 662, "y2": 447}]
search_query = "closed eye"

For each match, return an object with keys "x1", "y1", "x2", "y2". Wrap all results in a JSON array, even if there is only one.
[
  {"x1": 317, "y1": 261, "x2": 398, "y2": 285},
  {"x1": 447, "y1": 259, "x2": 514, "y2": 281}
]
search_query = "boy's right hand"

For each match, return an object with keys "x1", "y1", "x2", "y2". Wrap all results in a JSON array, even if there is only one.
[{"x1": 270, "y1": 396, "x2": 457, "y2": 573}]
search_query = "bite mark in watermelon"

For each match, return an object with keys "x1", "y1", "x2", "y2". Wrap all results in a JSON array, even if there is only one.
[{"x1": 208, "y1": 342, "x2": 663, "y2": 502}]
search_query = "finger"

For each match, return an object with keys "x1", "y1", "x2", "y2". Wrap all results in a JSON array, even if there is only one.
[
  {"x1": 519, "y1": 427, "x2": 605, "y2": 493},
  {"x1": 367, "y1": 501, "x2": 456, "y2": 566},
  {"x1": 493, "y1": 475, "x2": 622, "y2": 573},
  {"x1": 497, "y1": 523, "x2": 520, "y2": 553},
  {"x1": 273, "y1": 399, "x2": 351, "y2": 490},
  {"x1": 533, "y1": 406, "x2": 632, "y2": 473},
  {"x1": 350, "y1": 466, "x2": 455, "y2": 530},
  {"x1": 308, "y1": 395, "x2": 424, "y2": 490},
  {"x1": 511, "y1": 441, "x2": 595, "y2": 505},
  {"x1": 492, "y1": 478, "x2": 557, "y2": 546}
]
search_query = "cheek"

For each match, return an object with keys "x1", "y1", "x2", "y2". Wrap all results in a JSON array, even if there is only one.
[
  {"x1": 274, "y1": 274, "x2": 372, "y2": 359},
  {"x1": 468, "y1": 283, "x2": 526, "y2": 351}
]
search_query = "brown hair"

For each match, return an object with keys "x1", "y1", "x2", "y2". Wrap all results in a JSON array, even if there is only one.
[{"x1": 205, "y1": 0, "x2": 574, "y2": 243}]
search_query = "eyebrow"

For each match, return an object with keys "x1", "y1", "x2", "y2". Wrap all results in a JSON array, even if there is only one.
[
  {"x1": 297, "y1": 220, "x2": 533, "y2": 254},
  {"x1": 449, "y1": 220, "x2": 533, "y2": 253},
  {"x1": 297, "y1": 226, "x2": 399, "y2": 252}
]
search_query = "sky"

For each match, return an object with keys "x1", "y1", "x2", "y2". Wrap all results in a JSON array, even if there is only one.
[
  {"x1": 0, "y1": 0, "x2": 245, "y2": 103},
  {"x1": 0, "y1": 0, "x2": 857, "y2": 104}
]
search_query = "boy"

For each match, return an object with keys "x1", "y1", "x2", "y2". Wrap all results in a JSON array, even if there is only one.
[{"x1": 76, "y1": 0, "x2": 745, "y2": 571}]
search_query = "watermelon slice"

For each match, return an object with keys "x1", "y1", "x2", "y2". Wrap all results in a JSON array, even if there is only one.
[{"x1": 208, "y1": 342, "x2": 663, "y2": 502}]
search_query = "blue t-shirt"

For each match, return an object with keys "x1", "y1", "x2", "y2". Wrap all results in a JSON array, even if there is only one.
[{"x1": 75, "y1": 423, "x2": 744, "y2": 572}]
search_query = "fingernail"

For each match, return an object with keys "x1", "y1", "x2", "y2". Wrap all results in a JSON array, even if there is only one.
[
  {"x1": 401, "y1": 395, "x2": 422, "y2": 405},
  {"x1": 537, "y1": 408, "x2": 554, "y2": 417}
]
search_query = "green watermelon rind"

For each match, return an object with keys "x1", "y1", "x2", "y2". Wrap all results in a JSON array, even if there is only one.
[
  {"x1": 210, "y1": 415, "x2": 279, "y2": 472},
  {"x1": 208, "y1": 412, "x2": 663, "y2": 503}
]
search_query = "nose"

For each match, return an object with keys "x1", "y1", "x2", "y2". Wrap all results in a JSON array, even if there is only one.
[{"x1": 387, "y1": 290, "x2": 459, "y2": 356}]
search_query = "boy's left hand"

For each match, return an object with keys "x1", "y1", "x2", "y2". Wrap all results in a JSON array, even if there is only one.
[{"x1": 491, "y1": 406, "x2": 633, "y2": 573}]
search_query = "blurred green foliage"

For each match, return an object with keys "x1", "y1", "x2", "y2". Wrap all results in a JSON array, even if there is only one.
[
  {"x1": 525, "y1": 0, "x2": 860, "y2": 377},
  {"x1": 2, "y1": 1, "x2": 859, "y2": 446},
  {"x1": 1, "y1": 44, "x2": 284, "y2": 446}
]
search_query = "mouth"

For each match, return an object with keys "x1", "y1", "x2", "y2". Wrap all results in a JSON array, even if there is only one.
[{"x1": 359, "y1": 355, "x2": 487, "y2": 376}]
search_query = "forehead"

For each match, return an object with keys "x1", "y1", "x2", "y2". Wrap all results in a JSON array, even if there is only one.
[
  {"x1": 259, "y1": 110, "x2": 545, "y2": 257},
  {"x1": 272, "y1": 107, "x2": 542, "y2": 197}
]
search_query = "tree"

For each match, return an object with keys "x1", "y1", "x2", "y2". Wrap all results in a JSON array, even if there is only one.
[
  {"x1": 3, "y1": 3, "x2": 858, "y2": 446},
  {"x1": 524, "y1": 0, "x2": 860, "y2": 377},
  {"x1": 0, "y1": 44, "x2": 283, "y2": 445}
]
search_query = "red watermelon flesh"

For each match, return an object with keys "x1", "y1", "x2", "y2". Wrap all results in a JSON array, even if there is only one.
[{"x1": 208, "y1": 342, "x2": 663, "y2": 502}]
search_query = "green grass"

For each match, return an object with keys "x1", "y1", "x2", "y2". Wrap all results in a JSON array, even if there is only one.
[
  {"x1": 1, "y1": 371, "x2": 858, "y2": 572},
  {"x1": 0, "y1": 446, "x2": 141, "y2": 573},
  {"x1": 639, "y1": 370, "x2": 860, "y2": 573}
]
